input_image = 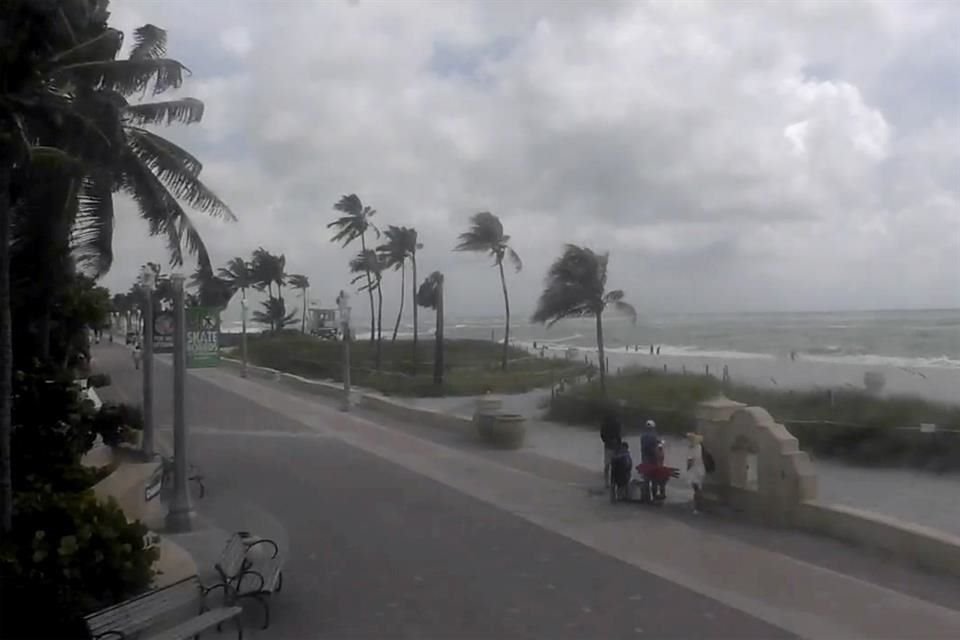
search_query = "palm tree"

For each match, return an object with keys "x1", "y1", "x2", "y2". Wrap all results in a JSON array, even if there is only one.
[
  {"x1": 349, "y1": 249, "x2": 385, "y2": 370},
  {"x1": 287, "y1": 274, "x2": 310, "y2": 333},
  {"x1": 251, "y1": 247, "x2": 286, "y2": 304},
  {"x1": 218, "y1": 256, "x2": 254, "y2": 374},
  {"x1": 252, "y1": 297, "x2": 296, "y2": 333},
  {"x1": 378, "y1": 226, "x2": 423, "y2": 344},
  {"x1": 531, "y1": 245, "x2": 636, "y2": 393},
  {"x1": 416, "y1": 271, "x2": 444, "y2": 386},
  {"x1": 455, "y1": 212, "x2": 521, "y2": 371},
  {"x1": 328, "y1": 194, "x2": 379, "y2": 343},
  {"x1": 189, "y1": 265, "x2": 235, "y2": 310}
]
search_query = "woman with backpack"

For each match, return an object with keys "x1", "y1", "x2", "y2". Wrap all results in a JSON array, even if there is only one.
[{"x1": 686, "y1": 432, "x2": 707, "y2": 514}]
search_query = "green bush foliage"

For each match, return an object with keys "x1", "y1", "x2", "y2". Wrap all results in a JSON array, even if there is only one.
[
  {"x1": 86, "y1": 373, "x2": 112, "y2": 388},
  {"x1": 91, "y1": 403, "x2": 144, "y2": 447},
  {"x1": 0, "y1": 489, "x2": 158, "y2": 639},
  {"x1": 547, "y1": 367, "x2": 960, "y2": 470},
  {"x1": 246, "y1": 333, "x2": 587, "y2": 396}
]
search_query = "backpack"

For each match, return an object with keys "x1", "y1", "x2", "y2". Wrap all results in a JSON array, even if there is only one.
[{"x1": 702, "y1": 446, "x2": 716, "y2": 474}]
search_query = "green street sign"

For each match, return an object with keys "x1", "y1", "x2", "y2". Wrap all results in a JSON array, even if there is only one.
[{"x1": 187, "y1": 307, "x2": 220, "y2": 368}]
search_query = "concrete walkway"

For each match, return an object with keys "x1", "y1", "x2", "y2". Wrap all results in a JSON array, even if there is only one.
[{"x1": 191, "y1": 364, "x2": 960, "y2": 639}]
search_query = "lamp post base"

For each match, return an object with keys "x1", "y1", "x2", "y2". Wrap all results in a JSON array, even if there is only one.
[{"x1": 165, "y1": 505, "x2": 196, "y2": 533}]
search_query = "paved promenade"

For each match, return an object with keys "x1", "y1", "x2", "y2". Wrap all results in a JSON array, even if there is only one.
[{"x1": 93, "y1": 343, "x2": 960, "y2": 639}]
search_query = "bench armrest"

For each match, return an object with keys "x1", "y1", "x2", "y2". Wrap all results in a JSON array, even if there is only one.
[
  {"x1": 235, "y1": 568, "x2": 266, "y2": 595},
  {"x1": 244, "y1": 538, "x2": 279, "y2": 559}
]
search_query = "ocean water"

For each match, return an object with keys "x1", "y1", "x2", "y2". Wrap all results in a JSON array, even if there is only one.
[{"x1": 222, "y1": 308, "x2": 960, "y2": 371}]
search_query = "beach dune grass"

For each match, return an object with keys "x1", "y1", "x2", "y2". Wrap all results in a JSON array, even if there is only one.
[
  {"x1": 244, "y1": 332, "x2": 589, "y2": 397},
  {"x1": 547, "y1": 367, "x2": 960, "y2": 470}
]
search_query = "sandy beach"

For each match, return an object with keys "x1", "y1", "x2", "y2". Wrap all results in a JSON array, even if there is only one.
[{"x1": 525, "y1": 342, "x2": 960, "y2": 406}]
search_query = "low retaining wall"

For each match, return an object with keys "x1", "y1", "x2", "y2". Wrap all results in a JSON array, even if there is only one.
[
  {"x1": 697, "y1": 395, "x2": 960, "y2": 576},
  {"x1": 795, "y1": 501, "x2": 960, "y2": 576},
  {"x1": 220, "y1": 357, "x2": 474, "y2": 434}
]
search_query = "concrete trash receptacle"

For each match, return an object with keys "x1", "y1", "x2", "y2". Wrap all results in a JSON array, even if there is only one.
[
  {"x1": 479, "y1": 413, "x2": 526, "y2": 449},
  {"x1": 474, "y1": 397, "x2": 503, "y2": 432}
]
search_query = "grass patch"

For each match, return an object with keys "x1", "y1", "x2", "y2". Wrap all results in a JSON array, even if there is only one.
[
  {"x1": 547, "y1": 367, "x2": 960, "y2": 470},
  {"x1": 244, "y1": 332, "x2": 589, "y2": 397}
]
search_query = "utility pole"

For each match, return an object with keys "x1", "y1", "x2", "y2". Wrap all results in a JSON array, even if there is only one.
[
  {"x1": 337, "y1": 290, "x2": 351, "y2": 412},
  {"x1": 165, "y1": 273, "x2": 194, "y2": 532},
  {"x1": 240, "y1": 293, "x2": 248, "y2": 378},
  {"x1": 140, "y1": 266, "x2": 156, "y2": 459}
]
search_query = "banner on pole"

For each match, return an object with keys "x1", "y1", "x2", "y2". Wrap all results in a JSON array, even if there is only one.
[
  {"x1": 187, "y1": 307, "x2": 220, "y2": 368},
  {"x1": 153, "y1": 310, "x2": 175, "y2": 353}
]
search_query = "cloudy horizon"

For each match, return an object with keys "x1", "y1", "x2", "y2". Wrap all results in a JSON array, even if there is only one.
[{"x1": 103, "y1": 0, "x2": 959, "y2": 319}]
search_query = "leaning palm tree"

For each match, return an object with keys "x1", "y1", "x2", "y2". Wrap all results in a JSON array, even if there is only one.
[
  {"x1": 455, "y1": 212, "x2": 521, "y2": 371},
  {"x1": 188, "y1": 265, "x2": 235, "y2": 310},
  {"x1": 329, "y1": 194, "x2": 379, "y2": 343},
  {"x1": 218, "y1": 256, "x2": 254, "y2": 374},
  {"x1": 287, "y1": 274, "x2": 310, "y2": 333},
  {"x1": 350, "y1": 249, "x2": 385, "y2": 370},
  {"x1": 250, "y1": 247, "x2": 285, "y2": 303},
  {"x1": 378, "y1": 226, "x2": 423, "y2": 344},
  {"x1": 531, "y1": 245, "x2": 636, "y2": 394},
  {"x1": 416, "y1": 271, "x2": 444, "y2": 386},
  {"x1": 252, "y1": 297, "x2": 296, "y2": 333}
]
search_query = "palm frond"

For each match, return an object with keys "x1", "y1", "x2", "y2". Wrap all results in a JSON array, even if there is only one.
[
  {"x1": 126, "y1": 127, "x2": 233, "y2": 219},
  {"x1": 416, "y1": 271, "x2": 443, "y2": 310},
  {"x1": 506, "y1": 247, "x2": 523, "y2": 273},
  {"x1": 71, "y1": 172, "x2": 114, "y2": 277},
  {"x1": 455, "y1": 211, "x2": 507, "y2": 256},
  {"x1": 129, "y1": 24, "x2": 167, "y2": 60},
  {"x1": 610, "y1": 300, "x2": 638, "y2": 323},
  {"x1": 124, "y1": 127, "x2": 202, "y2": 175},
  {"x1": 125, "y1": 97, "x2": 204, "y2": 125},
  {"x1": 56, "y1": 57, "x2": 189, "y2": 96},
  {"x1": 49, "y1": 28, "x2": 124, "y2": 65},
  {"x1": 603, "y1": 289, "x2": 624, "y2": 303}
]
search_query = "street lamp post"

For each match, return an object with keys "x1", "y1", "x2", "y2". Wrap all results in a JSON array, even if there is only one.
[
  {"x1": 140, "y1": 266, "x2": 156, "y2": 460},
  {"x1": 337, "y1": 290, "x2": 351, "y2": 412},
  {"x1": 240, "y1": 293, "x2": 248, "y2": 378},
  {"x1": 166, "y1": 273, "x2": 194, "y2": 532}
]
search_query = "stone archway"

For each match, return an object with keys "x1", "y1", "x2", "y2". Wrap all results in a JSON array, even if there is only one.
[{"x1": 729, "y1": 434, "x2": 759, "y2": 492}]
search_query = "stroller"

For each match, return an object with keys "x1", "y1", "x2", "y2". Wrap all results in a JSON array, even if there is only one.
[{"x1": 635, "y1": 440, "x2": 679, "y2": 504}]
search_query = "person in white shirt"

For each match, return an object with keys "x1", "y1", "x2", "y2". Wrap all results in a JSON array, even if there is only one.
[
  {"x1": 132, "y1": 342, "x2": 143, "y2": 370},
  {"x1": 686, "y1": 432, "x2": 706, "y2": 514}
]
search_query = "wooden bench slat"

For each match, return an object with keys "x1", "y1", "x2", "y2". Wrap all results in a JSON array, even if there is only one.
[
  {"x1": 144, "y1": 606, "x2": 242, "y2": 640},
  {"x1": 85, "y1": 577, "x2": 201, "y2": 637}
]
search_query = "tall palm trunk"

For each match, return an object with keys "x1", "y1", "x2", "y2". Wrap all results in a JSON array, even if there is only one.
[
  {"x1": 375, "y1": 281, "x2": 383, "y2": 370},
  {"x1": 434, "y1": 274, "x2": 444, "y2": 386},
  {"x1": 360, "y1": 233, "x2": 375, "y2": 344},
  {"x1": 411, "y1": 254, "x2": 418, "y2": 374},
  {"x1": 595, "y1": 311, "x2": 606, "y2": 395},
  {"x1": 300, "y1": 287, "x2": 307, "y2": 333},
  {"x1": 392, "y1": 261, "x2": 405, "y2": 342},
  {"x1": 497, "y1": 259, "x2": 510, "y2": 371},
  {"x1": 0, "y1": 166, "x2": 12, "y2": 533}
]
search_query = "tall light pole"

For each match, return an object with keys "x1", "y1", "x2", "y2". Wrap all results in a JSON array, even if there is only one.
[
  {"x1": 140, "y1": 265, "x2": 156, "y2": 460},
  {"x1": 166, "y1": 272, "x2": 194, "y2": 532},
  {"x1": 240, "y1": 292, "x2": 248, "y2": 378},
  {"x1": 337, "y1": 290, "x2": 351, "y2": 412}
]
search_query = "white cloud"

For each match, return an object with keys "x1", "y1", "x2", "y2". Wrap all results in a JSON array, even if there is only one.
[{"x1": 102, "y1": 0, "x2": 960, "y2": 316}]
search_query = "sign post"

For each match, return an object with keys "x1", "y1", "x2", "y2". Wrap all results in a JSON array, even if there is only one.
[{"x1": 187, "y1": 307, "x2": 221, "y2": 369}]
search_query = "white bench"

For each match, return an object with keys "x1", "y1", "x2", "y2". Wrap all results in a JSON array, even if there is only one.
[
  {"x1": 209, "y1": 532, "x2": 284, "y2": 630},
  {"x1": 84, "y1": 575, "x2": 242, "y2": 640}
]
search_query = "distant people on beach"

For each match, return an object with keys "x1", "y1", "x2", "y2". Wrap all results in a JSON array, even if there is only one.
[
  {"x1": 790, "y1": 350, "x2": 797, "y2": 361},
  {"x1": 649, "y1": 345, "x2": 654, "y2": 355},
  {"x1": 656, "y1": 346, "x2": 661, "y2": 355}
]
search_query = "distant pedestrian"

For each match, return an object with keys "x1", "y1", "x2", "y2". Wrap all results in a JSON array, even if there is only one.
[
  {"x1": 656, "y1": 346, "x2": 661, "y2": 355},
  {"x1": 600, "y1": 409, "x2": 623, "y2": 488},
  {"x1": 132, "y1": 342, "x2": 142, "y2": 370},
  {"x1": 649, "y1": 345, "x2": 654, "y2": 355}
]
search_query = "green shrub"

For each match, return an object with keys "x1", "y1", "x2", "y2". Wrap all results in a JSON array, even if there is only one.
[
  {"x1": 92, "y1": 403, "x2": 143, "y2": 447},
  {"x1": 86, "y1": 373, "x2": 112, "y2": 388},
  {"x1": 0, "y1": 489, "x2": 158, "y2": 639},
  {"x1": 12, "y1": 368, "x2": 98, "y2": 492},
  {"x1": 546, "y1": 367, "x2": 960, "y2": 470}
]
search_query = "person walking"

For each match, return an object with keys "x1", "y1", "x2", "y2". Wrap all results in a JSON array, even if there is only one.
[
  {"x1": 600, "y1": 409, "x2": 623, "y2": 488},
  {"x1": 686, "y1": 432, "x2": 706, "y2": 514},
  {"x1": 132, "y1": 342, "x2": 143, "y2": 370}
]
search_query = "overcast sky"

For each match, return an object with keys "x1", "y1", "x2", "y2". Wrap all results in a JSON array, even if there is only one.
[{"x1": 103, "y1": 0, "x2": 959, "y2": 318}]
